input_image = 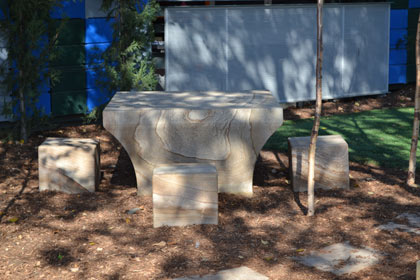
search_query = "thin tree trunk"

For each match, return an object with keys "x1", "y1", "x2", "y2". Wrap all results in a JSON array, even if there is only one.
[
  {"x1": 407, "y1": 13, "x2": 420, "y2": 187},
  {"x1": 307, "y1": 0, "x2": 324, "y2": 216},
  {"x1": 18, "y1": 80, "x2": 27, "y2": 142},
  {"x1": 18, "y1": 9, "x2": 28, "y2": 143}
]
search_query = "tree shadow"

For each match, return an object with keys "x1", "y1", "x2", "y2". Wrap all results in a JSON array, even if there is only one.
[{"x1": 40, "y1": 246, "x2": 75, "y2": 267}]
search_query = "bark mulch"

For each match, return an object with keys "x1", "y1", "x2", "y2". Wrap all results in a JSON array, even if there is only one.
[{"x1": 0, "y1": 85, "x2": 419, "y2": 279}]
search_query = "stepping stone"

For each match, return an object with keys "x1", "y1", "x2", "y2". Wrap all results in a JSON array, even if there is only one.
[
  {"x1": 292, "y1": 242, "x2": 381, "y2": 276},
  {"x1": 288, "y1": 135, "x2": 349, "y2": 192},
  {"x1": 174, "y1": 266, "x2": 268, "y2": 280},
  {"x1": 153, "y1": 163, "x2": 218, "y2": 228},
  {"x1": 38, "y1": 138, "x2": 100, "y2": 194},
  {"x1": 378, "y1": 212, "x2": 420, "y2": 234}
]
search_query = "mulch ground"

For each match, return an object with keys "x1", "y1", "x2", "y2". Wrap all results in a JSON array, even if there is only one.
[{"x1": 0, "y1": 85, "x2": 419, "y2": 280}]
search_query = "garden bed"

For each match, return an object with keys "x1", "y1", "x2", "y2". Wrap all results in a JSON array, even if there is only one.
[{"x1": 0, "y1": 85, "x2": 419, "y2": 279}]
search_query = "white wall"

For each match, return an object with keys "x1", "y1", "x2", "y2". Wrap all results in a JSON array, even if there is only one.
[{"x1": 165, "y1": 3, "x2": 390, "y2": 103}]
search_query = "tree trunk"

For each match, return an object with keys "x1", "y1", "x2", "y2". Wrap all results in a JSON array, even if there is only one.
[
  {"x1": 18, "y1": 70, "x2": 27, "y2": 143},
  {"x1": 407, "y1": 13, "x2": 420, "y2": 187},
  {"x1": 18, "y1": 8, "x2": 28, "y2": 143},
  {"x1": 307, "y1": 0, "x2": 324, "y2": 216}
]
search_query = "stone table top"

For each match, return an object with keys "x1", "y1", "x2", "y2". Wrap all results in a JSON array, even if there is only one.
[{"x1": 103, "y1": 90, "x2": 280, "y2": 110}]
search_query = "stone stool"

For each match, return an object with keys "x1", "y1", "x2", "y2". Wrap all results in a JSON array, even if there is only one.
[
  {"x1": 38, "y1": 138, "x2": 100, "y2": 194},
  {"x1": 288, "y1": 135, "x2": 349, "y2": 192},
  {"x1": 153, "y1": 163, "x2": 218, "y2": 228}
]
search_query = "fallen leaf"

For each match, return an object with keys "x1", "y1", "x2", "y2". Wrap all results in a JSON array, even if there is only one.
[
  {"x1": 89, "y1": 242, "x2": 95, "y2": 246},
  {"x1": 238, "y1": 255, "x2": 244, "y2": 259},
  {"x1": 70, "y1": 267, "x2": 79, "y2": 272},
  {"x1": 355, "y1": 102, "x2": 360, "y2": 106},
  {"x1": 261, "y1": 240, "x2": 268, "y2": 245},
  {"x1": 264, "y1": 255, "x2": 273, "y2": 261},
  {"x1": 368, "y1": 191, "x2": 374, "y2": 195},
  {"x1": 167, "y1": 241, "x2": 177, "y2": 245},
  {"x1": 296, "y1": 248, "x2": 305, "y2": 252},
  {"x1": 125, "y1": 218, "x2": 131, "y2": 224},
  {"x1": 8, "y1": 217, "x2": 18, "y2": 223},
  {"x1": 353, "y1": 184, "x2": 359, "y2": 188},
  {"x1": 96, "y1": 247, "x2": 103, "y2": 251},
  {"x1": 153, "y1": 241, "x2": 166, "y2": 247}
]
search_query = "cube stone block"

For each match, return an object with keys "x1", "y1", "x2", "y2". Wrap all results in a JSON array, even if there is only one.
[
  {"x1": 153, "y1": 163, "x2": 218, "y2": 228},
  {"x1": 38, "y1": 137, "x2": 100, "y2": 194},
  {"x1": 288, "y1": 135, "x2": 349, "y2": 192}
]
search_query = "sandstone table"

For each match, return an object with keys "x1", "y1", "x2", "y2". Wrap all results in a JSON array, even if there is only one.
[{"x1": 103, "y1": 90, "x2": 283, "y2": 196}]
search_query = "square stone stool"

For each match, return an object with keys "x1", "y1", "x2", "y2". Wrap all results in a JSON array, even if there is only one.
[
  {"x1": 288, "y1": 135, "x2": 349, "y2": 192},
  {"x1": 38, "y1": 138, "x2": 100, "y2": 194},
  {"x1": 153, "y1": 163, "x2": 218, "y2": 228}
]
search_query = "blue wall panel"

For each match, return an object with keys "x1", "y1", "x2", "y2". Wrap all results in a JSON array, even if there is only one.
[
  {"x1": 51, "y1": 0, "x2": 85, "y2": 19},
  {"x1": 390, "y1": 49, "x2": 407, "y2": 65},
  {"x1": 389, "y1": 65, "x2": 407, "y2": 84},
  {"x1": 409, "y1": 0, "x2": 420, "y2": 8},
  {"x1": 86, "y1": 18, "x2": 114, "y2": 44},
  {"x1": 390, "y1": 9, "x2": 408, "y2": 28},
  {"x1": 13, "y1": 91, "x2": 51, "y2": 117},
  {"x1": 37, "y1": 92, "x2": 51, "y2": 115},
  {"x1": 87, "y1": 88, "x2": 114, "y2": 111},
  {"x1": 390, "y1": 29, "x2": 408, "y2": 48},
  {"x1": 87, "y1": 68, "x2": 99, "y2": 89},
  {"x1": 86, "y1": 42, "x2": 111, "y2": 64}
]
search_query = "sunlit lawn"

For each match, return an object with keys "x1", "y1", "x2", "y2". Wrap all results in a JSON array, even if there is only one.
[{"x1": 265, "y1": 107, "x2": 417, "y2": 170}]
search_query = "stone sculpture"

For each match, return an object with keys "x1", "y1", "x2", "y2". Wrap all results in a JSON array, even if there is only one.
[{"x1": 103, "y1": 90, "x2": 283, "y2": 196}]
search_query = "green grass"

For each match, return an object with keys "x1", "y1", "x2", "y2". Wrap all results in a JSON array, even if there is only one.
[{"x1": 264, "y1": 107, "x2": 418, "y2": 170}]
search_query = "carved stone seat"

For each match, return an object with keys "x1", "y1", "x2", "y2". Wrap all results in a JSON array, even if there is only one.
[
  {"x1": 38, "y1": 138, "x2": 100, "y2": 194},
  {"x1": 153, "y1": 163, "x2": 218, "y2": 228},
  {"x1": 288, "y1": 135, "x2": 349, "y2": 192}
]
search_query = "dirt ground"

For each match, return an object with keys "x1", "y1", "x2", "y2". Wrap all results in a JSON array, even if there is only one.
[{"x1": 0, "y1": 85, "x2": 419, "y2": 280}]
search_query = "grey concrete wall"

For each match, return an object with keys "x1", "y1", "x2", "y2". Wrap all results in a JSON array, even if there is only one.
[{"x1": 165, "y1": 3, "x2": 390, "y2": 103}]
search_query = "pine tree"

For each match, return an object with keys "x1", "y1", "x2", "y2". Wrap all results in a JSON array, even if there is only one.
[
  {"x1": 97, "y1": 0, "x2": 159, "y2": 94},
  {"x1": 0, "y1": 0, "x2": 62, "y2": 142}
]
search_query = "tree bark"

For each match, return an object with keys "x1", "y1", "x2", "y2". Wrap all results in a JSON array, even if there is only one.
[
  {"x1": 18, "y1": 70, "x2": 27, "y2": 143},
  {"x1": 307, "y1": 0, "x2": 324, "y2": 216},
  {"x1": 18, "y1": 9, "x2": 28, "y2": 143},
  {"x1": 407, "y1": 13, "x2": 420, "y2": 187}
]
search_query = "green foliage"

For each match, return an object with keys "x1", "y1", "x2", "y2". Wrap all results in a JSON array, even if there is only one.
[
  {"x1": 0, "y1": 0, "x2": 65, "y2": 141},
  {"x1": 265, "y1": 107, "x2": 418, "y2": 170},
  {"x1": 96, "y1": 0, "x2": 159, "y2": 93}
]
